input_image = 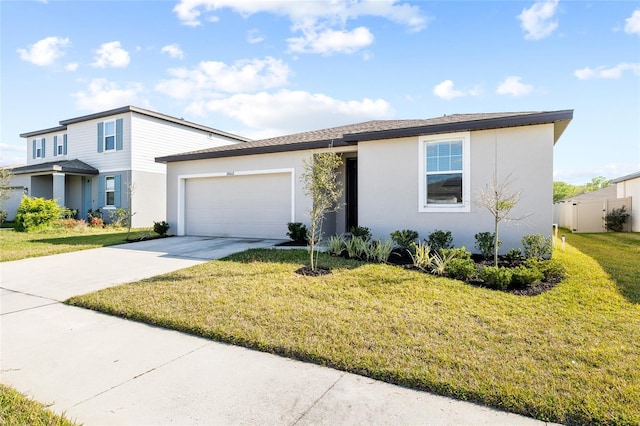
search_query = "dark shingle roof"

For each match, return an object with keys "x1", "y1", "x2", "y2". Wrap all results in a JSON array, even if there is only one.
[
  {"x1": 12, "y1": 159, "x2": 99, "y2": 175},
  {"x1": 156, "y1": 110, "x2": 573, "y2": 163}
]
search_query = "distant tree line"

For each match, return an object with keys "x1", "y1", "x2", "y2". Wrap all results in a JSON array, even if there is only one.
[{"x1": 553, "y1": 176, "x2": 610, "y2": 203}]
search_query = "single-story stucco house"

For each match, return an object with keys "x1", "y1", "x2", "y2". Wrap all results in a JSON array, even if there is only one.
[{"x1": 157, "y1": 110, "x2": 573, "y2": 252}]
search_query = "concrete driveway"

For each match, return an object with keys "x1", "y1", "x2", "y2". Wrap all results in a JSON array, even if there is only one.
[{"x1": 1, "y1": 237, "x2": 553, "y2": 425}]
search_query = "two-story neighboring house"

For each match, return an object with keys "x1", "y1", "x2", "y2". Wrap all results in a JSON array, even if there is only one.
[{"x1": 10, "y1": 106, "x2": 248, "y2": 227}]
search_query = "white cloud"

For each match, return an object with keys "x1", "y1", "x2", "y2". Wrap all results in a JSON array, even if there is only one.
[
  {"x1": 288, "y1": 26, "x2": 374, "y2": 55},
  {"x1": 517, "y1": 0, "x2": 559, "y2": 40},
  {"x1": 432, "y1": 80, "x2": 481, "y2": 100},
  {"x1": 155, "y1": 57, "x2": 291, "y2": 99},
  {"x1": 91, "y1": 41, "x2": 130, "y2": 68},
  {"x1": 0, "y1": 143, "x2": 27, "y2": 167},
  {"x1": 72, "y1": 78, "x2": 148, "y2": 111},
  {"x1": 624, "y1": 9, "x2": 640, "y2": 35},
  {"x1": 161, "y1": 43, "x2": 185, "y2": 59},
  {"x1": 496, "y1": 76, "x2": 534, "y2": 96},
  {"x1": 65, "y1": 62, "x2": 78, "y2": 71},
  {"x1": 173, "y1": 0, "x2": 426, "y2": 54},
  {"x1": 186, "y1": 89, "x2": 394, "y2": 134},
  {"x1": 17, "y1": 36, "x2": 70, "y2": 66},
  {"x1": 247, "y1": 29, "x2": 264, "y2": 44},
  {"x1": 574, "y1": 62, "x2": 640, "y2": 80}
]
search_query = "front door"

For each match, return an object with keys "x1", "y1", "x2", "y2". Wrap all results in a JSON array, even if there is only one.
[
  {"x1": 346, "y1": 158, "x2": 358, "y2": 231},
  {"x1": 82, "y1": 177, "x2": 92, "y2": 220}
]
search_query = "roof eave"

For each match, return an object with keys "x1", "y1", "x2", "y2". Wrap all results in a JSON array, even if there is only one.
[
  {"x1": 20, "y1": 125, "x2": 68, "y2": 138},
  {"x1": 344, "y1": 110, "x2": 574, "y2": 143},
  {"x1": 156, "y1": 139, "x2": 351, "y2": 163}
]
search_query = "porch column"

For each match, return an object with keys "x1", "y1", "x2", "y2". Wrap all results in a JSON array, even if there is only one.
[{"x1": 52, "y1": 172, "x2": 66, "y2": 207}]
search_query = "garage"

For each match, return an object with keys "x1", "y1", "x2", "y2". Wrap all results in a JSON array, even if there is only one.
[{"x1": 183, "y1": 171, "x2": 293, "y2": 239}]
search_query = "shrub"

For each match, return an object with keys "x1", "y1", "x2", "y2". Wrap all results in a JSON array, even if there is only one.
[
  {"x1": 445, "y1": 258, "x2": 477, "y2": 281},
  {"x1": 605, "y1": 206, "x2": 630, "y2": 232},
  {"x1": 286, "y1": 222, "x2": 308, "y2": 243},
  {"x1": 364, "y1": 239, "x2": 394, "y2": 263},
  {"x1": 409, "y1": 241, "x2": 433, "y2": 270},
  {"x1": 439, "y1": 247, "x2": 472, "y2": 260},
  {"x1": 350, "y1": 226, "x2": 372, "y2": 240},
  {"x1": 430, "y1": 250, "x2": 457, "y2": 276},
  {"x1": 522, "y1": 234, "x2": 552, "y2": 260},
  {"x1": 0, "y1": 209, "x2": 7, "y2": 224},
  {"x1": 89, "y1": 217, "x2": 104, "y2": 228},
  {"x1": 427, "y1": 230, "x2": 453, "y2": 251},
  {"x1": 59, "y1": 207, "x2": 77, "y2": 219},
  {"x1": 510, "y1": 266, "x2": 544, "y2": 288},
  {"x1": 506, "y1": 248, "x2": 523, "y2": 262},
  {"x1": 525, "y1": 258, "x2": 564, "y2": 281},
  {"x1": 326, "y1": 235, "x2": 346, "y2": 256},
  {"x1": 390, "y1": 229, "x2": 419, "y2": 249},
  {"x1": 153, "y1": 220, "x2": 170, "y2": 236},
  {"x1": 344, "y1": 236, "x2": 368, "y2": 259},
  {"x1": 87, "y1": 209, "x2": 102, "y2": 220},
  {"x1": 15, "y1": 197, "x2": 62, "y2": 232},
  {"x1": 109, "y1": 207, "x2": 130, "y2": 228},
  {"x1": 479, "y1": 266, "x2": 512, "y2": 290},
  {"x1": 475, "y1": 232, "x2": 501, "y2": 259}
]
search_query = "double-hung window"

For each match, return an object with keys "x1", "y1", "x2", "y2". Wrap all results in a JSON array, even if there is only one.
[
  {"x1": 104, "y1": 121, "x2": 116, "y2": 151},
  {"x1": 35, "y1": 138, "x2": 45, "y2": 158},
  {"x1": 105, "y1": 176, "x2": 115, "y2": 206},
  {"x1": 419, "y1": 132, "x2": 470, "y2": 212}
]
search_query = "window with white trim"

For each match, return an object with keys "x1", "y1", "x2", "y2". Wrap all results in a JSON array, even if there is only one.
[
  {"x1": 36, "y1": 138, "x2": 45, "y2": 158},
  {"x1": 104, "y1": 121, "x2": 116, "y2": 151},
  {"x1": 419, "y1": 132, "x2": 470, "y2": 212},
  {"x1": 105, "y1": 176, "x2": 115, "y2": 206},
  {"x1": 56, "y1": 136, "x2": 64, "y2": 155}
]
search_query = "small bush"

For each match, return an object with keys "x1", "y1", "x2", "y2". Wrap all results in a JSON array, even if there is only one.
[
  {"x1": 15, "y1": 197, "x2": 62, "y2": 232},
  {"x1": 522, "y1": 234, "x2": 552, "y2": 260},
  {"x1": 109, "y1": 207, "x2": 130, "y2": 228},
  {"x1": 475, "y1": 232, "x2": 501, "y2": 259},
  {"x1": 59, "y1": 207, "x2": 77, "y2": 219},
  {"x1": 525, "y1": 258, "x2": 564, "y2": 281},
  {"x1": 89, "y1": 217, "x2": 104, "y2": 228},
  {"x1": 605, "y1": 206, "x2": 630, "y2": 232},
  {"x1": 445, "y1": 258, "x2": 477, "y2": 281},
  {"x1": 427, "y1": 230, "x2": 453, "y2": 252},
  {"x1": 430, "y1": 250, "x2": 457, "y2": 276},
  {"x1": 506, "y1": 248, "x2": 523, "y2": 262},
  {"x1": 326, "y1": 235, "x2": 346, "y2": 256},
  {"x1": 439, "y1": 247, "x2": 472, "y2": 260},
  {"x1": 364, "y1": 239, "x2": 394, "y2": 263},
  {"x1": 350, "y1": 226, "x2": 372, "y2": 241},
  {"x1": 390, "y1": 229, "x2": 419, "y2": 249},
  {"x1": 87, "y1": 209, "x2": 102, "y2": 220},
  {"x1": 0, "y1": 210, "x2": 7, "y2": 224},
  {"x1": 344, "y1": 236, "x2": 368, "y2": 259},
  {"x1": 510, "y1": 266, "x2": 544, "y2": 288},
  {"x1": 286, "y1": 222, "x2": 308, "y2": 243},
  {"x1": 479, "y1": 266, "x2": 512, "y2": 290},
  {"x1": 409, "y1": 241, "x2": 433, "y2": 270},
  {"x1": 153, "y1": 220, "x2": 170, "y2": 236}
]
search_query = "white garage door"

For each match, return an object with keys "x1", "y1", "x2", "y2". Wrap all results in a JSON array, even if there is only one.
[{"x1": 184, "y1": 172, "x2": 292, "y2": 239}]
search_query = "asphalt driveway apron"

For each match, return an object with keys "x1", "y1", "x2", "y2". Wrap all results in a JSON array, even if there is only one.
[{"x1": 1, "y1": 237, "x2": 553, "y2": 425}]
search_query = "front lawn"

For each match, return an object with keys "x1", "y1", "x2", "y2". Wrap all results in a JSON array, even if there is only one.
[
  {"x1": 67, "y1": 238, "x2": 640, "y2": 425},
  {"x1": 0, "y1": 228, "x2": 153, "y2": 262},
  {"x1": 0, "y1": 384, "x2": 77, "y2": 426}
]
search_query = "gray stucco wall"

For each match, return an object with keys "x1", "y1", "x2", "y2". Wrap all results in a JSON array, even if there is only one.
[{"x1": 358, "y1": 124, "x2": 555, "y2": 253}]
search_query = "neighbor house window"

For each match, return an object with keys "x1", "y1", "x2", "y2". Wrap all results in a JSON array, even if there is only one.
[
  {"x1": 104, "y1": 121, "x2": 116, "y2": 151},
  {"x1": 105, "y1": 176, "x2": 115, "y2": 206},
  {"x1": 36, "y1": 138, "x2": 45, "y2": 158},
  {"x1": 419, "y1": 132, "x2": 470, "y2": 213}
]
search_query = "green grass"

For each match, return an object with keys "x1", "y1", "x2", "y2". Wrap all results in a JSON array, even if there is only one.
[
  {"x1": 561, "y1": 231, "x2": 640, "y2": 303},
  {"x1": 0, "y1": 384, "x2": 78, "y2": 426},
  {"x1": 67, "y1": 240, "x2": 640, "y2": 425},
  {"x1": 0, "y1": 227, "x2": 153, "y2": 262}
]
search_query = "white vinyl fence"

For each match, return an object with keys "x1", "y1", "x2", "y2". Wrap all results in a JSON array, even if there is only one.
[{"x1": 553, "y1": 197, "x2": 632, "y2": 233}]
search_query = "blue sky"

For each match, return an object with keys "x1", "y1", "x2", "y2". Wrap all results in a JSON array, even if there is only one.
[{"x1": 1, "y1": 0, "x2": 639, "y2": 184}]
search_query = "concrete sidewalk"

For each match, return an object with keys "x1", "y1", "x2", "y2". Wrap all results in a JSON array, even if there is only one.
[{"x1": 1, "y1": 237, "x2": 553, "y2": 425}]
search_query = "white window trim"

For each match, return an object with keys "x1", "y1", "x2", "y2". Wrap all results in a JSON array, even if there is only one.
[
  {"x1": 418, "y1": 131, "x2": 471, "y2": 213},
  {"x1": 104, "y1": 120, "x2": 116, "y2": 152},
  {"x1": 105, "y1": 176, "x2": 115, "y2": 206},
  {"x1": 57, "y1": 135, "x2": 65, "y2": 156},
  {"x1": 36, "y1": 138, "x2": 45, "y2": 159}
]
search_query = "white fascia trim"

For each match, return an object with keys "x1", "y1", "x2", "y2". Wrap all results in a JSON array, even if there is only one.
[
  {"x1": 418, "y1": 131, "x2": 471, "y2": 213},
  {"x1": 176, "y1": 167, "x2": 296, "y2": 236}
]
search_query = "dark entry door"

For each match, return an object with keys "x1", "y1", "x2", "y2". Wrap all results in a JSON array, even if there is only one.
[{"x1": 346, "y1": 158, "x2": 358, "y2": 231}]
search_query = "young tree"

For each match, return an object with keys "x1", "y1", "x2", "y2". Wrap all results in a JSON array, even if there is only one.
[
  {"x1": 476, "y1": 174, "x2": 531, "y2": 266},
  {"x1": 301, "y1": 151, "x2": 343, "y2": 271},
  {"x1": 0, "y1": 167, "x2": 12, "y2": 207}
]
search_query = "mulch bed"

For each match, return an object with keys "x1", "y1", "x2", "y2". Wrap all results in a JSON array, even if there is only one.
[{"x1": 295, "y1": 266, "x2": 332, "y2": 276}]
